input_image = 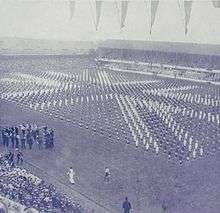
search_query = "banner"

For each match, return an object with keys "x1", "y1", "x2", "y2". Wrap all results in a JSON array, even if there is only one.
[
  {"x1": 121, "y1": 1, "x2": 129, "y2": 28},
  {"x1": 184, "y1": 1, "x2": 193, "y2": 34},
  {"x1": 95, "y1": 1, "x2": 103, "y2": 30},
  {"x1": 212, "y1": 0, "x2": 220, "y2": 8},
  {"x1": 150, "y1": 0, "x2": 159, "y2": 34},
  {"x1": 69, "y1": 0, "x2": 75, "y2": 20}
]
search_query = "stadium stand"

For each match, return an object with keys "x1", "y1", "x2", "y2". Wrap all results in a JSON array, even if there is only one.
[
  {"x1": 97, "y1": 40, "x2": 220, "y2": 83},
  {"x1": 0, "y1": 151, "x2": 83, "y2": 213}
]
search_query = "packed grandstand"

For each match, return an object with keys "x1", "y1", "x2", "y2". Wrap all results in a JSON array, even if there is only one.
[{"x1": 0, "y1": 150, "x2": 82, "y2": 213}]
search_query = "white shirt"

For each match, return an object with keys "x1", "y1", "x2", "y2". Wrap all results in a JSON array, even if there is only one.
[{"x1": 105, "y1": 168, "x2": 110, "y2": 174}]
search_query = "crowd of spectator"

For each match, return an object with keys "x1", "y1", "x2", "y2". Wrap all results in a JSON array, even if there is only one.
[
  {"x1": 0, "y1": 54, "x2": 94, "y2": 76},
  {"x1": 0, "y1": 151, "x2": 83, "y2": 213},
  {"x1": 99, "y1": 48, "x2": 220, "y2": 82},
  {"x1": 0, "y1": 124, "x2": 54, "y2": 150},
  {"x1": 99, "y1": 48, "x2": 220, "y2": 70},
  {"x1": 0, "y1": 149, "x2": 23, "y2": 168}
]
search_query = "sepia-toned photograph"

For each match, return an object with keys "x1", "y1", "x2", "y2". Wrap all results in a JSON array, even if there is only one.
[{"x1": 0, "y1": 0, "x2": 219, "y2": 212}]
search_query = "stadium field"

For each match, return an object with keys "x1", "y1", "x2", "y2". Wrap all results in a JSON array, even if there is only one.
[{"x1": 0, "y1": 55, "x2": 220, "y2": 213}]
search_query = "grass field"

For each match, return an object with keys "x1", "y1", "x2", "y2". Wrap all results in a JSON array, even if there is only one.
[{"x1": 0, "y1": 55, "x2": 220, "y2": 213}]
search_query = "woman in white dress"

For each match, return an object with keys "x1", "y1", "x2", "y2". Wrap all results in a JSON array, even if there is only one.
[{"x1": 67, "y1": 167, "x2": 76, "y2": 184}]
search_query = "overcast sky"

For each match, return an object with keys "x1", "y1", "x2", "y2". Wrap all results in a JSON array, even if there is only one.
[{"x1": 0, "y1": 0, "x2": 219, "y2": 44}]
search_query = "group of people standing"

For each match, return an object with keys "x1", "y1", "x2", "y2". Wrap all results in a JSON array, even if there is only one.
[
  {"x1": 0, "y1": 149, "x2": 23, "y2": 168},
  {"x1": 0, "y1": 124, "x2": 55, "y2": 150}
]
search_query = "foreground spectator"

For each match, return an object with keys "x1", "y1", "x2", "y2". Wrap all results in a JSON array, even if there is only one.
[
  {"x1": 122, "y1": 197, "x2": 132, "y2": 213},
  {"x1": 0, "y1": 152, "x2": 82, "y2": 213}
]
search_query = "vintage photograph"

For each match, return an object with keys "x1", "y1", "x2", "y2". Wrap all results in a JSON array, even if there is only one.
[{"x1": 0, "y1": 0, "x2": 219, "y2": 212}]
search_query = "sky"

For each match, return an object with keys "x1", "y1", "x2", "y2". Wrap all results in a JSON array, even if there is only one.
[{"x1": 0, "y1": 0, "x2": 219, "y2": 44}]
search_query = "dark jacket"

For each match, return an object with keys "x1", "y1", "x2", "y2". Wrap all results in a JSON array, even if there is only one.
[{"x1": 123, "y1": 200, "x2": 131, "y2": 213}]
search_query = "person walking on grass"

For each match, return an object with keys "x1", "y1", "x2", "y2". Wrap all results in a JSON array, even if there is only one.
[
  {"x1": 104, "y1": 167, "x2": 110, "y2": 182},
  {"x1": 123, "y1": 197, "x2": 132, "y2": 213},
  {"x1": 67, "y1": 167, "x2": 78, "y2": 185}
]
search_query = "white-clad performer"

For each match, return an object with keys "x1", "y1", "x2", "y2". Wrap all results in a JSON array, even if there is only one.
[
  {"x1": 67, "y1": 167, "x2": 77, "y2": 184},
  {"x1": 104, "y1": 167, "x2": 110, "y2": 182}
]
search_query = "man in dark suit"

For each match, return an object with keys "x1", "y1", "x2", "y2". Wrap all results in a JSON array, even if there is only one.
[{"x1": 122, "y1": 197, "x2": 132, "y2": 213}]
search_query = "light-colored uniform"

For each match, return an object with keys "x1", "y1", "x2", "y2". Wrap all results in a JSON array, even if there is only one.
[
  {"x1": 67, "y1": 168, "x2": 76, "y2": 184},
  {"x1": 104, "y1": 168, "x2": 110, "y2": 181}
]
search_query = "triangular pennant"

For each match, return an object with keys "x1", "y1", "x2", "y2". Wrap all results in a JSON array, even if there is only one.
[
  {"x1": 69, "y1": 0, "x2": 75, "y2": 20},
  {"x1": 121, "y1": 1, "x2": 129, "y2": 28},
  {"x1": 177, "y1": 0, "x2": 186, "y2": 32},
  {"x1": 184, "y1": 1, "x2": 193, "y2": 34},
  {"x1": 95, "y1": 1, "x2": 103, "y2": 30},
  {"x1": 150, "y1": 0, "x2": 159, "y2": 34},
  {"x1": 212, "y1": 0, "x2": 220, "y2": 8}
]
